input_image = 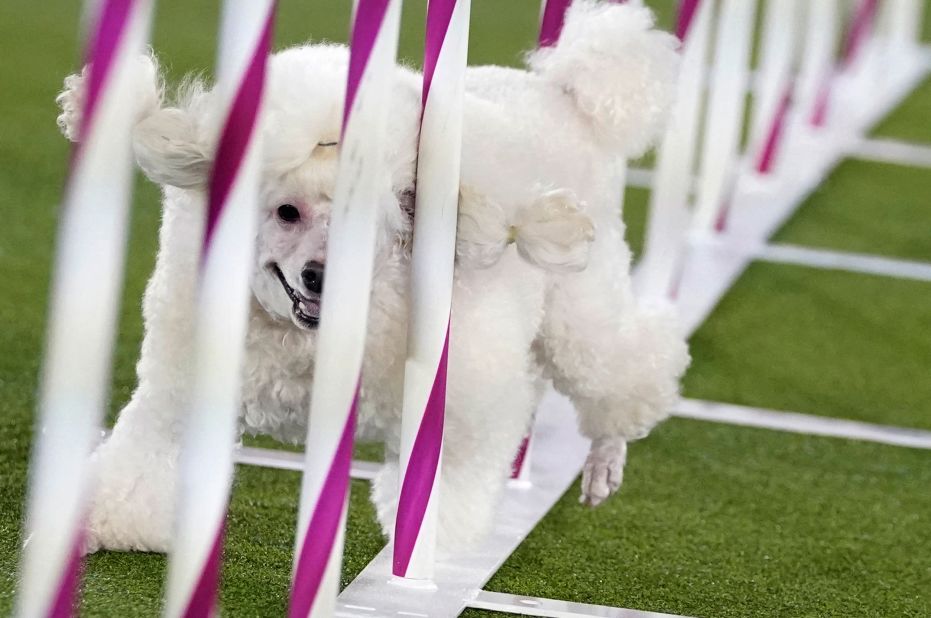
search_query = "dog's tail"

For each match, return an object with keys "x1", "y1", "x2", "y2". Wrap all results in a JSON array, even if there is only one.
[
  {"x1": 456, "y1": 187, "x2": 594, "y2": 274},
  {"x1": 527, "y1": 1, "x2": 680, "y2": 158}
]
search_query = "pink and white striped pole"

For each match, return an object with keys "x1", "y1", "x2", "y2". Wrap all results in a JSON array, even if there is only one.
[
  {"x1": 162, "y1": 2, "x2": 276, "y2": 617},
  {"x1": 16, "y1": 1, "x2": 154, "y2": 616},
  {"x1": 635, "y1": 0, "x2": 710, "y2": 300},
  {"x1": 691, "y1": 0, "x2": 757, "y2": 235},
  {"x1": 806, "y1": 0, "x2": 880, "y2": 127},
  {"x1": 289, "y1": 1, "x2": 403, "y2": 616},
  {"x1": 538, "y1": 0, "x2": 572, "y2": 47},
  {"x1": 393, "y1": 0, "x2": 471, "y2": 582},
  {"x1": 841, "y1": 0, "x2": 880, "y2": 69},
  {"x1": 750, "y1": 0, "x2": 800, "y2": 175}
]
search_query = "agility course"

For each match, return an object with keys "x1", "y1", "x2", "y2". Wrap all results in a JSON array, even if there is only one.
[{"x1": 1, "y1": 0, "x2": 931, "y2": 616}]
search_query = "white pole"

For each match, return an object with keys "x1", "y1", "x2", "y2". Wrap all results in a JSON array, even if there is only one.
[
  {"x1": 162, "y1": 2, "x2": 275, "y2": 616},
  {"x1": 289, "y1": 1, "x2": 403, "y2": 616},
  {"x1": 16, "y1": 1, "x2": 155, "y2": 616},
  {"x1": 635, "y1": 0, "x2": 714, "y2": 302},
  {"x1": 393, "y1": 0, "x2": 471, "y2": 582},
  {"x1": 691, "y1": 0, "x2": 758, "y2": 235}
]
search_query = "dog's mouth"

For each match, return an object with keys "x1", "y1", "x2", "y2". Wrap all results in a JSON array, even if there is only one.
[{"x1": 270, "y1": 263, "x2": 320, "y2": 329}]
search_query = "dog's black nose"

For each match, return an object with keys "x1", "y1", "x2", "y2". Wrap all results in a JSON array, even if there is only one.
[{"x1": 301, "y1": 261, "x2": 325, "y2": 295}]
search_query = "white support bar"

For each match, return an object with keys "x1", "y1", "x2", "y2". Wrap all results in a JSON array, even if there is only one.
[
  {"x1": 757, "y1": 243, "x2": 931, "y2": 283},
  {"x1": 675, "y1": 399, "x2": 931, "y2": 450},
  {"x1": 468, "y1": 590, "x2": 693, "y2": 618},
  {"x1": 233, "y1": 446, "x2": 382, "y2": 481},
  {"x1": 848, "y1": 137, "x2": 931, "y2": 169}
]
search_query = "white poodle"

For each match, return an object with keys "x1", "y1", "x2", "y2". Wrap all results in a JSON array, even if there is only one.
[{"x1": 56, "y1": 1, "x2": 689, "y2": 554}]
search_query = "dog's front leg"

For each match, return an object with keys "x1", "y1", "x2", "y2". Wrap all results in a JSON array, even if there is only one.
[
  {"x1": 86, "y1": 395, "x2": 183, "y2": 553},
  {"x1": 84, "y1": 200, "x2": 204, "y2": 554}
]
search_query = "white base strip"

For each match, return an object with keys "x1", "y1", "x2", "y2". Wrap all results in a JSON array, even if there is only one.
[
  {"x1": 467, "y1": 590, "x2": 692, "y2": 618},
  {"x1": 336, "y1": 390, "x2": 589, "y2": 617},
  {"x1": 849, "y1": 137, "x2": 931, "y2": 168},
  {"x1": 675, "y1": 399, "x2": 931, "y2": 450},
  {"x1": 233, "y1": 446, "x2": 381, "y2": 481},
  {"x1": 757, "y1": 243, "x2": 931, "y2": 282}
]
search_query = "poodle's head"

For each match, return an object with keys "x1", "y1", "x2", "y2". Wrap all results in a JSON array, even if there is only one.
[{"x1": 132, "y1": 45, "x2": 420, "y2": 330}]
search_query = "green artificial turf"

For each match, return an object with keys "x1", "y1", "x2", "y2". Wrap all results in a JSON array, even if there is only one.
[
  {"x1": 75, "y1": 474, "x2": 384, "y2": 616},
  {"x1": 470, "y1": 419, "x2": 931, "y2": 618},
  {"x1": 623, "y1": 186, "x2": 650, "y2": 261},
  {"x1": 872, "y1": 77, "x2": 931, "y2": 144},
  {"x1": 773, "y1": 159, "x2": 931, "y2": 263},
  {"x1": 684, "y1": 262, "x2": 931, "y2": 430}
]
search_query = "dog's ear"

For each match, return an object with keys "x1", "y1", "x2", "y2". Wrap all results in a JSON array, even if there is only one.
[
  {"x1": 56, "y1": 52, "x2": 211, "y2": 189},
  {"x1": 132, "y1": 68, "x2": 212, "y2": 189},
  {"x1": 132, "y1": 94, "x2": 211, "y2": 189}
]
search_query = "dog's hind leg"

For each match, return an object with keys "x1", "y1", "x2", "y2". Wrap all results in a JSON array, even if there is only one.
[
  {"x1": 537, "y1": 218, "x2": 689, "y2": 507},
  {"x1": 371, "y1": 257, "x2": 547, "y2": 551}
]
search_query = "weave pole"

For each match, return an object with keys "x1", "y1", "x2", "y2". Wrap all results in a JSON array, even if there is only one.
[
  {"x1": 796, "y1": 0, "x2": 840, "y2": 128},
  {"x1": 393, "y1": 0, "x2": 471, "y2": 582},
  {"x1": 15, "y1": 2, "x2": 155, "y2": 616},
  {"x1": 289, "y1": 1, "x2": 403, "y2": 616},
  {"x1": 885, "y1": 0, "x2": 924, "y2": 54},
  {"x1": 749, "y1": 0, "x2": 799, "y2": 175},
  {"x1": 635, "y1": 0, "x2": 712, "y2": 301},
  {"x1": 162, "y1": 2, "x2": 275, "y2": 616},
  {"x1": 691, "y1": 0, "x2": 757, "y2": 234}
]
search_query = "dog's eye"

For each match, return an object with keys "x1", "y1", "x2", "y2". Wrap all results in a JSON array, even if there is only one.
[{"x1": 277, "y1": 204, "x2": 301, "y2": 224}]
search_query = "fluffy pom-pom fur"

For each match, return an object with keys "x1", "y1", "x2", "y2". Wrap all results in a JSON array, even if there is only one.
[
  {"x1": 529, "y1": 1, "x2": 680, "y2": 157},
  {"x1": 456, "y1": 187, "x2": 594, "y2": 273}
]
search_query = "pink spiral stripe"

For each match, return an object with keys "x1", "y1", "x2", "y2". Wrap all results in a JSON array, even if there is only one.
[
  {"x1": 343, "y1": 0, "x2": 392, "y2": 133},
  {"x1": 842, "y1": 0, "x2": 879, "y2": 67},
  {"x1": 203, "y1": 10, "x2": 275, "y2": 252},
  {"x1": 539, "y1": 0, "x2": 572, "y2": 48},
  {"x1": 182, "y1": 524, "x2": 226, "y2": 618},
  {"x1": 47, "y1": 531, "x2": 84, "y2": 618},
  {"x1": 756, "y1": 82, "x2": 793, "y2": 174},
  {"x1": 393, "y1": 328, "x2": 449, "y2": 576},
  {"x1": 810, "y1": 77, "x2": 832, "y2": 127},
  {"x1": 421, "y1": 0, "x2": 457, "y2": 106},
  {"x1": 676, "y1": 0, "x2": 701, "y2": 42},
  {"x1": 75, "y1": 0, "x2": 134, "y2": 149},
  {"x1": 289, "y1": 395, "x2": 358, "y2": 618},
  {"x1": 510, "y1": 435, "x2": 531, "y2": 479}
]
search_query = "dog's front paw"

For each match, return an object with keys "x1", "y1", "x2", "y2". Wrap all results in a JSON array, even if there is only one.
[
  {"x1": 56, "y1": 66, "x2": 89, "y2": 142},
  {"x1": 579, "y1": 436, "x2": 627, "y2": 507}
]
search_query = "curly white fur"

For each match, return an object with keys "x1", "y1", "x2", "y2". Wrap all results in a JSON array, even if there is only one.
[
  {"x1": 457, "y1": 187, "x2": 594, "y2": 272},
  {"x1": 528, "y1": 0, "x2": 681, "y2": 157},
  {"x1": 57, "y1": 2, "x2": 689, "y2": 555}
]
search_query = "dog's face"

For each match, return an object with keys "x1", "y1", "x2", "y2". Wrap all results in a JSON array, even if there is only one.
[
  {"x1": 251, "y1": 146, "x2": 340, "y2": 331},
  {"x1": 119, "y1": 44, "x2": 421, "y2": 334}
]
